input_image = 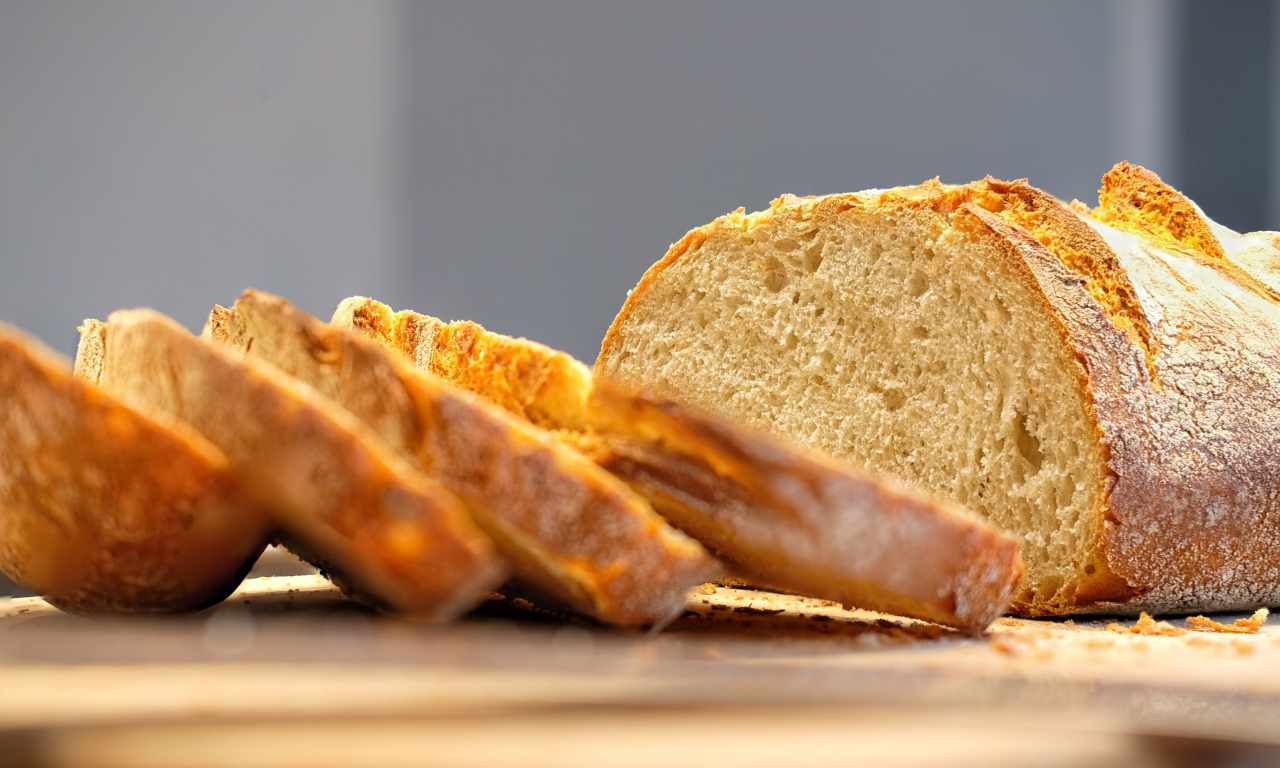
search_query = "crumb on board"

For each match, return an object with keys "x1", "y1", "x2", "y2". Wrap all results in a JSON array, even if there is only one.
[
  {"x1": 1106, "y1": 611, "x2": 1185, "y2": 636},
  {"x1": 696, "y1": 583, "x2": 717, "y2": 596},
  {"x1": 1186, "y1": 608, "x2": 1268, "y2": 635},
  {"x1": 990, "y1": 638, "x2": 1019, "y2": 656},
  {"x1": 988, "y1": 634, "x2": 1052, "y2": 660}
]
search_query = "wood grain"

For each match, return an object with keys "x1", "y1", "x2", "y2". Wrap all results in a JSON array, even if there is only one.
[{"x1": 2, "y1": 575, "x2": 1278, "y2": 767}]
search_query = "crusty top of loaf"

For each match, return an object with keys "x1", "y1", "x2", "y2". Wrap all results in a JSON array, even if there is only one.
[{"x1": 598, "y1": 164, "x2": 1280, "y2": 615}]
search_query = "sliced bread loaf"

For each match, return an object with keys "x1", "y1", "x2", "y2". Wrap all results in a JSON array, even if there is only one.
[
  {"x1": 0, "y1": 324, "x2": 268, "y2": 612},
  {"x1": 596, "y1": 162, "x2": 1280, "y2": 616},
  {"x1": 334, "y1": 297, "x2": 1023, "y2": 632},
  {"x1": 76, "y1": 310, "x2": 503, "y2": 620},
  {"x1": 205, "y1": 290, "x2": 716, "y2": 627}
]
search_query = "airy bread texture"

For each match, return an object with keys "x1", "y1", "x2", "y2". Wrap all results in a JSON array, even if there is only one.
[
  {"x1": 76, "y1": 310, "x2": 503, "y2": 620},
  {"x1": 598, "y1": 163, "x2": 1280, "y2": 616},
  {"x1": 207, "y1": 290, "x2": 715, "y2": 627},
  {"x1": 335, "y1": 297, "x2": 1023, "y2": 632},
  {"x1": 0, "y1": 324, "x2": 268, "y2": 612}
]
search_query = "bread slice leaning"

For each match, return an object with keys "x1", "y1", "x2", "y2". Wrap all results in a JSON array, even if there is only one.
[
  {"x1": 597, "y1": 163, "x2": 1280, "y2": 617},
  {"x1": 75, "y1": 310, "x2": 503, "y2": 620},
  {"x1": 0, "y1": 324, "x2": 268, "y2": 613},
  {"x1": 334, "y1": 297, "x2": 1024, "y2": 632},
  {"x1": 205, "y1": 290, "x2": 716, "y2": 628}
]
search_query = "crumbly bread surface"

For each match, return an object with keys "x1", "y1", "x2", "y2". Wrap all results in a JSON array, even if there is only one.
[
  {"x1": 335, "y1": 297, "x2": 1023, "y2": 632},
  {"x1": 597, "y1": 163, "x2": 1280, "y2": 616},
  {"x1": 0, "y1": 324, "x2": 268, "y2": 612},
  {"x1": 76, "y1": 310, "x2": 503, "y2": 620},
  {"x1": 208, "y1": 290, "x2": 715, "y2": 627}
]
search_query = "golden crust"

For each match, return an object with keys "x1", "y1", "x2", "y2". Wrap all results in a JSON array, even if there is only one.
[
  {"x1": 597, "y1": 164, "x2": 1280, "y2": 616},
  {"x1": 335, "y1": 298, "x2": 595, "y2": 432},
  {"x1": 223, "y1": 291, "x2": 715, "y2": 627},
  {"x1": 1096, "y1": 162, "x2": 1226, "y2": 261},
  {"x1": 338, "y1": 298, "x2": 1023, "y2": 632},
  {"x1": 76, "y1": 310, "x2": 504, "y2": 620},
  {"x1": 1095, "y1": 161, "x2": 1280, "y2": 303},
  {"x1": 0, "y1": 324, "x2": 269, "y2": 613}
]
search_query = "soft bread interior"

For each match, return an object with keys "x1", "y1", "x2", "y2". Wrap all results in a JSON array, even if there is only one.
[{"x1": 599, "y1": 197, "x2": 1106, "y2": 608}]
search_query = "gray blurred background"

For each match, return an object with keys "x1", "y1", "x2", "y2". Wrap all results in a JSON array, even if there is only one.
[{"x1": 1, "y1": 1, "x2": 1277, "y2": 596}]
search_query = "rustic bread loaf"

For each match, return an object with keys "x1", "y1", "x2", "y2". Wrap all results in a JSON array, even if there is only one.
[
  {"x1": 334, "y1": 297, "x2": 1023, "y2": 632},
  {"x1": 206, "y1": 290, "x2": 716, "y2": 627},
  {"x1": 76, "y1": 310, "x2": 503, "y2": 620},
  {"x1": 597, "y1": 162, "x2": 1280, "y2": 616},
  {"x1": 0, "y1": 324, "x2": 268, "y2": 612}
]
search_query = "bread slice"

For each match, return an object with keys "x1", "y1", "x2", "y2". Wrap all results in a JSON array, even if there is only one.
[
  {"x1": 334, "y1": 297, "x2": 1024, "y2": 632},
  {"x1": 597, "y1": 162, "x2": 1280, "y2": 616},
  {"x1": 0, "y1": 324, "x2": 268, "y2": 613},
  {"x1": 205, "y1": 290, "x2": 715, "y2": 627},
  {"x1": 75, "y1": 310, "x2": 503, "y2": 620}
]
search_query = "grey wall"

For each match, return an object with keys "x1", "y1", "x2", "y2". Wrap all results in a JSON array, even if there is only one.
[
  {"x1": 0, "y1": 1, "x2": 402, "y2": 353},
  {"x1": 0, "y1": 1, "x2": 1276, "y2": 597}
]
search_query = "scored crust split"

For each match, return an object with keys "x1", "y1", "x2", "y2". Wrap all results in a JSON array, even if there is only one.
[
  {"x1": 0, "y1": 324, "x2": 269, "y2": 613},
  {"x1": 596, "y1": 162, "x2": 1280, "y2": 617},
  {"x1": 333, "y1": 297, "x2": 1023, "y2": 633},
  {"x1": 206, "y1": 290, "x2": 716, "y2": 628},
  {"x1": 75, "y1": 310, "x2": 503, "y2": 621}
]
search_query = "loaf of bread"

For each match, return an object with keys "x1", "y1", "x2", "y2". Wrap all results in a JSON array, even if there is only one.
[
  {"x1": 206, "y1": 290, "x2": 716, "y2": 627},
  {"x1": 334, "y1": 297, "x2": 1023, "y2": 632},
  {"x1": 0, "y1": 324, "x2": 268, "y2": 612},
  {"x1": 76, "y1": 310, "x2": 504, "y2": 619},
  {"x1": 597, "y1": 162, "x2": 1280, "y2": 616}
]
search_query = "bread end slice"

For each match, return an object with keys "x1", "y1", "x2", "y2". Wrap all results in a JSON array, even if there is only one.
[
  {"x1": 0, "y1": 324, "x2": 269, "y2": 613},
  {"x1": 585, "y1": 380, "x2": 1023, "y2": 632},
  {"x1": 76, "y1": 309, "x2": 505, "y2": 620}
]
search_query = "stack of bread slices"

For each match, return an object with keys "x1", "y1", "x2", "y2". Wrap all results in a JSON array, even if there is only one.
[{"x1": 3, "y1": 162, "x2": 1273, "y2": 632}]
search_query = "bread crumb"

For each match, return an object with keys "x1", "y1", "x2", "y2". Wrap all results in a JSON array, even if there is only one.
[
  {"x1": 990, "y1": 638, "x2": 1020, "y2": 656},
  {"x1": 1106, "y1": 611, "x2": 1184, "y2": 636},
  {"x1": 1186, "y1": 608, "x2": 1268, "y2": 634},
  {"x1": 696, "y1": 583, "x2": 717, "y2": 595}
]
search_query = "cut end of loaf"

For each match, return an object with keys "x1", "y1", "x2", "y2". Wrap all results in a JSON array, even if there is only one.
[{"x1": 598, "y1": 185, "x2": 1115, "y2": 613}]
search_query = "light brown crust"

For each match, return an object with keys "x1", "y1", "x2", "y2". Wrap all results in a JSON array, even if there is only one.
[
  {"x1": 338, "y1": 298, "x2": 1023, "y2": 632},
  {"x1": 220, "y1": 291, "x2": 716, "y2": 627},
  {"x1": 76, "y1": 310, "x2": 504, "y2": 620},
  {"x1": 0, "y1": 324, "x2": 269, "y2": 613},
  {"x1": 598, "y1": 166, "x2": 1280, "y2": 616}
]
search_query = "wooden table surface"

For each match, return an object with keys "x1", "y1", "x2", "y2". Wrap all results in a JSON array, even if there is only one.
[{"x1": 3, "y1": 565, "x2": 1278, "y2": 767}]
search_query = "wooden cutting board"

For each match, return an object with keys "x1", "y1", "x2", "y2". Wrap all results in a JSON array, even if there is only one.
[{"x1": 2, "y1": 574, "x2": 1278, "y2": 767}]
